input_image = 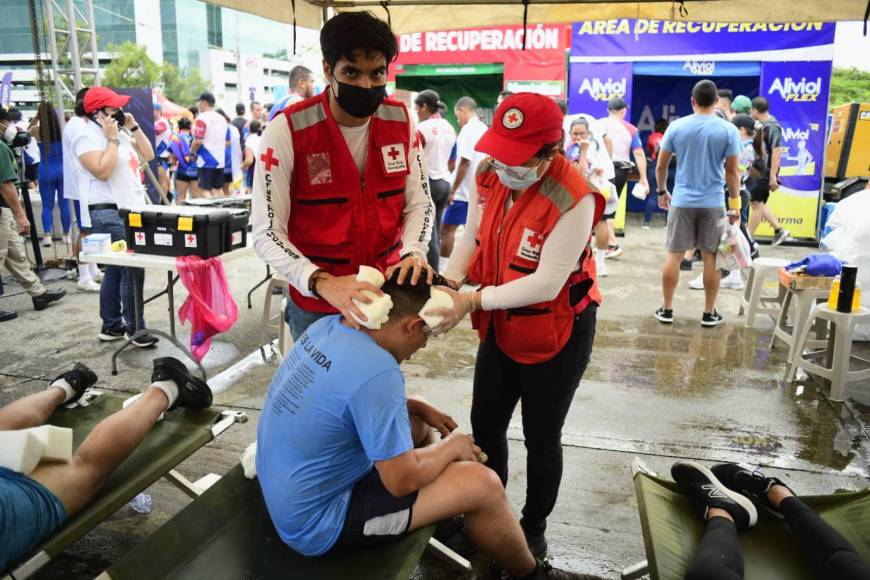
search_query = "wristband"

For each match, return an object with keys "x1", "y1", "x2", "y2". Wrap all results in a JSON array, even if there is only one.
[
  {"x1": 657, "y1": 190, "x2": 667, "y2": 196},
  {"x1": 130, "y1": 125, "x2": 140, "y2": 132},
  {"x1": 308, "y1": 269, "x2": 325, "y2": 298},
  {"x1": 728, "y1": 197, "x2": 742, "y2": 211}
]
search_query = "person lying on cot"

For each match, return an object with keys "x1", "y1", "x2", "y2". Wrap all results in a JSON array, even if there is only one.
[
  {"x1": 257, "y1": 271, "x2": 596, "y2": 580},
  {"x1": 0, "y1": 358, "x2": 213, "y2": 572},
  {"x1": 672, "y1": 460, "x2": 870, "y2": 580}
]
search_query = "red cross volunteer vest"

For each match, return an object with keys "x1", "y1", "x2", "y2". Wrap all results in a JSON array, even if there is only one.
[
  {"x1": 467, "y1": 154, "x2": 606, "y2": 364},
  {"x1": 284, "y1": 90, "x2": 411, "y2": 313}
]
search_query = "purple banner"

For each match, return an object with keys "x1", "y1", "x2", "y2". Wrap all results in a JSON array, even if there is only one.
[
  {"x1": 571, "y1": 20, "x2": 835, "y2": 58},
  {"x1": 568, "y1": 62, "x2": 633, "y2": 118}
]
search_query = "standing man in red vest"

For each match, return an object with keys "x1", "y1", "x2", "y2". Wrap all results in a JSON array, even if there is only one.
[
  {"x1": 251, "y1": 12, "x2": 435, "y2": 339},
  {"x1": 430, "y1": 93, "x2": 606, "y2": 558}
]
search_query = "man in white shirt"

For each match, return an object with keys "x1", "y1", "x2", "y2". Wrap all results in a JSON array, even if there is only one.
[
  {"x1": 415, "y1": 89, "x2": 456, "y2": 270},
  {"x1": 251, "y1": 12, "x2": 434, "y2": 340},
  {"x1": 190, "y1": 92, "x2": 228, "y2": 198},
  {"x1": 442, "y1": 96, "x2": 488, "y2": 260},
  {"x1": 268, "y1": 66, "x2": 316, "y2": 122}
]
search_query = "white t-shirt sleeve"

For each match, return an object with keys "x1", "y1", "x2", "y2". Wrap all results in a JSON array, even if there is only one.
[
  {"x1": 480, "y1": 195, "x2": 596, "y2": 311},
  {"x1": 443, "y1": 183, "x2": 480, "y2": 283},
  {"x1": 400, "y1": 118, "x2": 434, "y2": 258},
  {"x1": 456, "y1": 124, "x2": 474, "y2": 162},
  {"x1": 250, "y1": 118, "x2": 320, "y2": 296}
]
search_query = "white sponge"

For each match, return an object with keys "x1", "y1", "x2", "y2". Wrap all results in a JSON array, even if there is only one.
[
  {"x1": 28, "y1": 426, "x2": 73, "y2": 462},
  {"x1": 350, "y1": 266, "x2": 393, "y2": 330},
  {"x1": 0, "y1": 430, "x2": 46, "y2": 474},
  {"x1": 419, "y1": 288, "x2": 455, "y2": 328}
]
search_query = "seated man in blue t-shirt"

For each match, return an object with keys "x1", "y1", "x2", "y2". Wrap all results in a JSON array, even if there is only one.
[{"x1": 257, "y1": 272, "x2": 584, "y2": 580}]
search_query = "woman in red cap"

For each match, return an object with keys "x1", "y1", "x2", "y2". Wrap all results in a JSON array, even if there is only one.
[{"x1": 431, "y1": 92, "x2": 606, "y2": 557}]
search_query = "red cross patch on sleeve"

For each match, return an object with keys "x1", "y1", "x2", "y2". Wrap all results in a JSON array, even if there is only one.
[{"x1": 517, "y1": 228, "x2": 545, "y2": 262}]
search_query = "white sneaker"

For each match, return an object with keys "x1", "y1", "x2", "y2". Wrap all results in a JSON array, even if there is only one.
[
  {"x1": 688, "y1": 274, "x2": 704, "y2": 290},
  {"x1": 721, "y1": 270, "x2": 745, "y2": 290},
  {"x1": 92, "y1": 270, "x2": 104, "y2": 283},
  {"x1": 41, "y1": 235, "x2": 52, "y2": 247},
  {"x1": 77, "y1": 279, "x2": 101, "y2": 292}
]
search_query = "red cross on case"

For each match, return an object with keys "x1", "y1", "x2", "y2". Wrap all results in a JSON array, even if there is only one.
[
  {"x1": 186, "y1": 234, "x2": 196, "y2": 244},
  {"x1": 260, "y1": 148, "x2": 280, "y2": 171}
]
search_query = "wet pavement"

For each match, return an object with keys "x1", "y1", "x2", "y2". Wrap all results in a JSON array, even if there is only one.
[{"x1": 1, "y1": 215, "x2": 867, "y2": 579}]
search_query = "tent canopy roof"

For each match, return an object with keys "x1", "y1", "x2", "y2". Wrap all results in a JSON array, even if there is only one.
[{"x1": 206, "y1": 0, "x2": 868, "y2": 34}]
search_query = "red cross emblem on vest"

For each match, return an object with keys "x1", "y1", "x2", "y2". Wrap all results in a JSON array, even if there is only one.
[
  {"x1": 387, "y1": 146, "x2": 400, "y2": 160},
  {"x1": 381, "y1": 143, "x2": 408, "y2": 174},
  {"x1": 527, "y1": 231, "x2": 544, "y2": 249},
  {"x1": 518, "y1": 227, "x2": 544, "y2": 261},
  {"x1": 260, "y1": 148, "x2": 280, "y2": 172}
]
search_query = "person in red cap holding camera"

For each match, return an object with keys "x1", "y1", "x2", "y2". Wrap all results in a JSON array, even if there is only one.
[{"x1": 430, "y1": 93, "x2": 606, "y2": 558}]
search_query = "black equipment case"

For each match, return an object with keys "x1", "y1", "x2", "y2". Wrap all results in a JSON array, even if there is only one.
[{"x1": 118, "y1": 206, "x2": 249, "y2": 258}]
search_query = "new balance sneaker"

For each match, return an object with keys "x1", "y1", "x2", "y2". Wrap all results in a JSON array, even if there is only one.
[
  {"x1": 605, "y1": 245, "x2": 623, "y2": 259},
  {"x1": 671, "y1": 461, "x2": 757, "y2": 530},
  {"x1": 126, "y1": 332, "x2": 159, "y2": 348},
  {"x1": 52, "y1": 362, "x2": 98, "y2": 404},
  {"x1": 710, "y1": 463, "x2": 795, "y2": 518},
  {"x1": 655, "y1": 307, "x2": 674, "y2": 324},
  {"x1": 151, "y1": 357, "x2": 213, "y2": 410},
  {"x1": 98, "y1": 327, "x2": 126, "y2": 341},
  {"x1": 771, "y1": 228, "x2": 790, "y2": 247},
  {"x1": 701, "y1": 310, "x2": 724, "y2": 327}
]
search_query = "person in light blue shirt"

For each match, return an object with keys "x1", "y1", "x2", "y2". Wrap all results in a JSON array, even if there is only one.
[
  {"x1": 654, "y1": 80, "x2": 741, "y2": 328},
  {"x1": 256, "y1": 269, "x2": 587, "y2": 580}
]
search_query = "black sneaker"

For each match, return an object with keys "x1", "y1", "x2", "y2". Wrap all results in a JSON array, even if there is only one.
[
  {"x1": 525, "y1": 530, "x2": 548, "y2": 559},
  {"x1": 692, "y1": 249, "x2": 702, "y2": 262},
  {"x1": 671, "y1": 461, "x2": 757, "y2": 530},
  {"x1": 514, "y1": 559, "x2": 602, "y2": 580},
  {"x1": 710, "y1": 463, "x2": 795, "y2": 518},
  {"x1": 126, "y1": 332, "x2": 159, "y2": 348},
  {"x1": 0, "y1": 309, "x2": 17, "y2": 322},
  {"x1": 52, "y1": 363, "x2": 98, "y2": 404},
  {"x1": 680, "y1": 259, "x2": 693, "y2": 271},
  {"x1": 701, "y1": 310, "x2": 724, "y2": 327},
  {"x1": 98, "y1": 327, "x2": 126, "y2": 341},
  {"x1": 32, "y1": 289, "x2": 66, "y2": 311},
  {"x1": 655, "y1": 307, "x2": 674, "y2": 324},
  {"x1": 151, "y1": 357, "x2": 212, "y2": 410},
  {"x1": 771, "y1": 228, "x2": 790, "y2": 247}
]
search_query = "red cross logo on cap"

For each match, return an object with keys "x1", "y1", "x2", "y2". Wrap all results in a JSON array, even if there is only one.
[
  {"x1": 527, "y1": 231, "x2": 544, "y2": 249},
  {"x1": 260, "y1": 148, "x2": 280, "y2": 172},
  {"x1": 503, "y1": 107, "x2": 524, "y2": 130},
  {"x1": 387, "y1": 146, "x2": 401, "y2": 160}
]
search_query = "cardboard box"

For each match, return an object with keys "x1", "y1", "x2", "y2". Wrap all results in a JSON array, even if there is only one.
[
  {"x1": 778, "y1": 268, "x2": 835, "y2": 291},
  {"x1": 82, "y1": 233, "x2": 112, "y2": 255}
]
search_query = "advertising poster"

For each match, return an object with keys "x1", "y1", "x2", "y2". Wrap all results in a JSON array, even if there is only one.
[
  {"x1": 755, "y1": 60, "x2": 832, "y2": 239},
  {"x1": 112, "y1": 87, "x2": 160, "y2": 203},
  {"x1": 567, "y1": 62, "x2": 633, "y2": 118}
]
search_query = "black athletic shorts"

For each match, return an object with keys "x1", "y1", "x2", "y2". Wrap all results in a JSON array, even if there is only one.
[
  {"x1": 750, "y1": 171, "x2": 778, "y2": 204},
  {"x1": 25, "y1": 163, "x2": 39, "y2": 183},
  {"x1": 175, "y1": 173, "x2": 197, "y2": 183},
  {"x1": 198, "y1": 167, "x2": 224, "y2": 190},
  {"x1": 330, "y1": 467, "x2": 418, "y2": 552}
]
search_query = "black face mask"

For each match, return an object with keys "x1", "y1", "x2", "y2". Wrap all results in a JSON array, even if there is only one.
[{"x1": 332, "y1": 77, "x2": 387, "y2": 119}]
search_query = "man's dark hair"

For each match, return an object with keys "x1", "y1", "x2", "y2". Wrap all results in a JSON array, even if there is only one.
[
  {"x1": 235, "y1": 102, "x2": 245, "y2": 116},
  {"x1": 607, "y1": 96, "x2": 627, "y2": 111},
  {"x1": 455, "y1": 96, "x2": 477, "y2": 111},
  {"x1": 654, "y1": 118, "x2": 669, "y2": 133},
  {"x1": 290, "y1": 65, "x2": 313, "y2": 86},
  {"x1": 692, "y1": 80, "x2": 718, "y2": 108},
  {"x1": 249, "y1": 119, "x2": 262, "y2": 135},
  {"x1": 74, "y1": 87, "x2": 89, "y2": 117},
  {"x1": 198, "y1": 91, "x2": 216, "y2": 107},
  {"x1": 716, "y1": 88, "x2": 733, "y2": 102},
  {"x1": 320, "y1": 12, "x2": 397, "y2": 69},
  {"x1": 249, "y1": 100, "x2": 261, "y2": 112},
  {"x1": 178, "y1": 116, "x2": 192, "y2": 130},
  {"x1": 751, "y1": 96, "x2": 770, "y2": 114},
  {"x1": 382, "y1": 270, "x2": 449, "y2": 321}
]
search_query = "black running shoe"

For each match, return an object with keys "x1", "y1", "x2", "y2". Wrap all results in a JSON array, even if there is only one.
[
  {"x1": 701, "y1": 310, "x2": 724, "y2": 327},
  {"x1": 772, "y1": 228, "x2": 790, "y2": 247},
  {"x1": 671, "y1": 461, "x2": 757, "y2": 530},
  {"x1": 126, "y1": 332, "x2": 159, "y2": 348},
  {"x1": 52, "y1": 362, "x2": 98, "y2": 404},
  {"x1": 711, "y1": 463, "x2": 795, "y2": 518},
  {"x1": 151, "y1": 357, "x2": 212, "y2": 410},
  {"x1": 680, "y1": 259, "x2": 693, "y2": 271},
  {"x1": 655, "y1": 307, "x2": 674, "y2": 324},
  {"x1": 98, "y1": 327, "x2": 126, "y2": 342}
]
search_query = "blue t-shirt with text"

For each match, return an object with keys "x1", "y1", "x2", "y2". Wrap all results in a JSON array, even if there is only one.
[
  {"x1": 256, "y1": 316, "x2": 413, "y2": 556},
  {"x1": 661, "y1": 113, "x2": 741, "y2": 208}
]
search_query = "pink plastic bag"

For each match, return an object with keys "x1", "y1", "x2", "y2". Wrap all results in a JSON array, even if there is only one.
[{"x1": 176, "y1": 256, "x2": 239, "y2": 361}]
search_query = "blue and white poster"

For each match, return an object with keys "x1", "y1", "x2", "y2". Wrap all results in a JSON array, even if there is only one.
[{"x1": 568, "y1": 62, "x2": 633, "y2": 118}]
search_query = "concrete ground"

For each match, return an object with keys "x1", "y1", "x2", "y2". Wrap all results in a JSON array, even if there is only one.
[{"x1": 1, "y1": 214, "x2": 868, "y2": 580}]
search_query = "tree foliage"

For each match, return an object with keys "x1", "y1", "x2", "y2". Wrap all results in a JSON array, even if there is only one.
[
  {"x1": 829, "y1": 67, "x2": 870, "y2": 110},
  {"x1": 102, "y1": 41, "x2": 211, "y2": 107}
]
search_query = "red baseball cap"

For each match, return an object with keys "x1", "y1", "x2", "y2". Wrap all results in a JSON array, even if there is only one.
[
  {"x1": 475, "y1": 93, "x2": 564, "y2": 166},
  {"x1": 83, "y1": 87, "x2": 131, "y2": 114}
]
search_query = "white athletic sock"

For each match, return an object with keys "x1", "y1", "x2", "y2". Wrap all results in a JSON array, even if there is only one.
[
  {"x1": 150, "y1": 380, "x2": 179, "y2": 409},
  {"x1": 77, "y1": 264, "x2": 92, "y2": 282},
  {"x1": 49, "y1": 378, "x2": 76, "y2": 403},
  {"x1": 89, "y1": 263, "x2": 100, "y2": 278},
  {"x1": 595, "y1": 249, "x2": 606, "y2": 269}
]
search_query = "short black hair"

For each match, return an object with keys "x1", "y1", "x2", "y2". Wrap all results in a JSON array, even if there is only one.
[
  {"x1": 235, "y1": 102, "x2": 245, "y2": 116},
  {"x1": 751, "y1": 96, "x2": 770, "y2": 114},
  {"x1": 654, "y1": 118, "x2": 669, "y2": 133},
  {"x1": 198, "y1": 91, "x2": 216, "y2": 106},
  {"x1": 178, "y1": 116, "x2": 192, "y2": 130},
  {"x1": 382, "y1": 269, "x2": 450, "y2": 321},
  {"x1": 320, "y1": 12, "x2": 397, "y2": 69},
  {"x1": 249, "y1": 119, "x2": 262, "y2": 135},
  {"x1": 290, "y1": 65, "x2": 313, "y2": 86},
  {"x1": 692, "y1": 80, "x2": 718, "y2": 108},
  {"x1": 607, "y1": 96, "x2": 627, "y2": 111},
  {"x1": 74, "y1": 87, "x2": 89, "y2": 117},
  {"x1": 455, "y1": 96, "x2": 477, "y2": 111},
  {"x1": 716, "y1": 88, "x2": 733, "y2": 102}
]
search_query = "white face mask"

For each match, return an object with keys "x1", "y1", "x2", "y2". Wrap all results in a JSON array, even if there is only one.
[
  {"x1": 3, "y1": 124, "x2": 17, "y2": 144},
  {"x1": 492, "y1": 159, "x2": 543, "y2": 190}
]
